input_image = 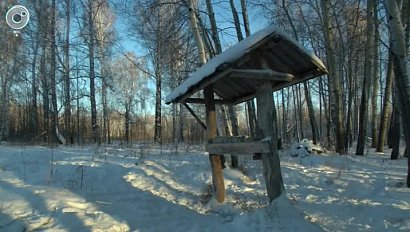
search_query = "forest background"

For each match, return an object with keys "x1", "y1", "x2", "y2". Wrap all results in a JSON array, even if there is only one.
[{"x1": 1, "y1": 0, "x2": 409, "y2": 186}]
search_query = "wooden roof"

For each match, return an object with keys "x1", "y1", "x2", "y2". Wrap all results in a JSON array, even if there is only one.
[{"x1": 165, "y1": 26, "x2": 328, "y2": 105}]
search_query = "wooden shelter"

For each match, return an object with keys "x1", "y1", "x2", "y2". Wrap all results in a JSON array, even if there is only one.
[{"x1": 166, "y1": 25, "x2": 328, "y2": 203}]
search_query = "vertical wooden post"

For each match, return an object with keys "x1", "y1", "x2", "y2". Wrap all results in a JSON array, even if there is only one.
[
  {"x1": 256, "y1": 82, "x2": 284, "y2": 202},
  {"x1": 204, "y1": 85, "x2": 225, "y2": 202}
]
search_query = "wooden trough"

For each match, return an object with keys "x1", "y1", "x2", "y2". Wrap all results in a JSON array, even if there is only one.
[{"x1": 166, "y1": 25, "x2": 328, "y2": 203}]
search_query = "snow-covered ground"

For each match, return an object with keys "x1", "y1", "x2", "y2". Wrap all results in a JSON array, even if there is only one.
[{"x1": 0, "y1": 143, "x2": 409, "y2": 231}]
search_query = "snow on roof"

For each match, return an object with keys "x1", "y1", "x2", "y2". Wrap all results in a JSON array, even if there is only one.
[{"x1": 166, "y1": 25, "x2": 327, "y2": 104}]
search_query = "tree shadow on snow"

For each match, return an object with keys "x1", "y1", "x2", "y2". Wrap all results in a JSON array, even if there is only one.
[{"x1": 0, "y1": 179, "x2": 91, "y2": 231}]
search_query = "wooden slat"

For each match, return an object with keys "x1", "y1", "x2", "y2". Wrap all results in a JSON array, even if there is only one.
[
  {"x1": 184, "y1": 98, "x2": 233, "y2": 105},
  {"x1": 206, "y1": 141, "x2": 271, "y2": 154},
  {"x1": 183, "y1": 103, "x2": 206, "y2": 130},
  {"x1": 176, "y1": 68, "x2": 234, "y2": 103},
  {"x1": 212, "y1": 136, "x2": 246, "y2": 143},
  {"x1": 229, "y1": 68, "x2": 294, "y2": 81}
]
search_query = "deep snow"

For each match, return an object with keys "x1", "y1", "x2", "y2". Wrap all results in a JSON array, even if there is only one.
[{"x1": 0, "y1": 143, "x2": 409, "y2": 231}]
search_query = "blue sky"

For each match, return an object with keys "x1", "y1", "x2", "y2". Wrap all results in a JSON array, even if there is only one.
[{"x1": 112, "y1": 1, "x2": 269, "y2": 113}]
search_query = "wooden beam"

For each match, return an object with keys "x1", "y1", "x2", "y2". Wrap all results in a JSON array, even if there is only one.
[
  {"x1": 229, "y1": 69, "x2": 294, "y2": 81},
  {"x1": 256, "y1": 82, "x2": 284, "y2": 202},
  {"x1": 207, "y1": 141, "x2": 271, "y2": 154},
  {"x1": 184, "y1": 98, "x2": 233, "y2": 105},
  {"x1": 204, "y1": 86, "x2": 225, "y2": 203},
  {"x1": 183, "y1": 103, "x2": 206, "y2": 130},
  {"x1": 174, "y1": 67, "x2": 234, "y2": 104}
]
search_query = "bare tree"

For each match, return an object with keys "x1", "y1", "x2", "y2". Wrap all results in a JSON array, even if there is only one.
[
  {"x1": 62, "y1": 0, "x2": 72, "y2": 144},
  {"x1": 84, "y1": 0, "x2": 100, "y2": 144},
  {"x1": 357, "y1": 0, "x2": 376, "y2": 156},
  {"x1": 111, "y1": 53, "x2": 148, "y2": 145},
  {"x1": 384, "y1": 0, "x2": 410, "y2": 187},
  {"x1": 94, "y1": 0, "x2": 115, "y2": 144},
  {"x1": 321, "y1": 0, "x2": 346, "y2": 154},
  {"x1": 0, "y1": 10, "x2": 21, "y2": 141},
  {"x1": 377, "y1": 55, "x2": 394, "y2": 152},
  {"x1": 49, "y1": 0, "x2": 59, "y2": 144}
]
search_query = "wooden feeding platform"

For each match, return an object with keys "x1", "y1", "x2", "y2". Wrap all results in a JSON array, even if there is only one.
[
  {"x1": 166, "y1": 25, "x2": 328, "y2": 203},
  {"x1": 207, "y1": 136, "x2": 271, "y2": 160}
]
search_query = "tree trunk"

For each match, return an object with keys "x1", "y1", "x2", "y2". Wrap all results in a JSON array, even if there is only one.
[
  {"x1": 125, "y1": 102, "x2": 130, "y2": 145},
  {"x1": 228, "y1": 105, "x2": 239, "y2": 168},
  {"x1": 322, "y1": 0, "x2": 346, "y2": 154},
  {"x1": 76, "y1": 55, "x2": 81, "y2": 145},
  {"x1": 102, "y1": 80, "x2": 110, "y2": 143},
  {"x1": 304, "y1": 82, "x2": 319, "y2": 144},
  {"x1": 154, "y1": 4, "x2": 163, "y2": 144},
  {"x1": 64, "y1": 0, "x2": 72, "y2": 145},
  {"x1": 205, "y1": 0, "x2": 222, "y2": 54},
  {"x1": 390, "y1": 100, "x2": 400, "y2": 160},
  {"x1": 230, "y1": 0, "x2": 257, "y2": 138},
  {"x1": 0, "y1": 68, "x2": 10, "y2": 141},
  {"x1": 357, "y1": 0, "x2": 376, "y2": 156},
  {"x1": 345, "y1": 54, "x2": 354, "y2": 149},
  {"x1": 377, "y1": 56, "x2": 394, "y2": 152},
  {"x1": 229, "y1": 0, "x2": 243, "y2": 41},
  {"x1": 48, "y1": 0, "x2": 58, "y2": 144},
  {"x1": 154, "y1": 64, "x2": 162, "y2": 144},
  {"x1": 31, "y1": 33, "x2": 39, "y2": 136},
  {"x1": 371, "y1": 23, "x2": 380, "y2": 148},
  {"x1": 384, "y1": 0, "x2": 410, "y2": 187},
  {"x1": 240, "y1": 0, "x2": 250, "y2": 37},
  {"x1": 40, "y1": 45, "x2": 49, "y2": 142},
  {"x1": 178, "y1": 104, "x2": 185, "y2": 143},
  {"x1": 292, "y1": 86, "x2": 300, "y2": 141},
  {"x1": 88, "y1": 0, "x2": 99, "y2": 145},
  {"x1": 188, "y1": 0, "x2": 206, "y2": 65},
  {"x1": 297, "y1": 84, "x2": 304, "y2": 139}
]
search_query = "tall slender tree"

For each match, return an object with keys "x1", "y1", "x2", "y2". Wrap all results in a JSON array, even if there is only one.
[
  {"x1": 356, "y1": 0, "x2": 376, "y2": 156},
  {"x1": 384, "y1": 0, "x2": 410, "y2": 187},
  {"x1": 63, "y1": 0, "x2": 72, "y2": 144},
  {"x1": 377, "y1": 56, "x2": 394, "y2": 152},
  {"x1": 94, "y1": 0, "x2": 115, "y2": 144},
  {"x1": 322, "y1": 0, "x2": 346, "y2": 154},
  {"x1": 86, "y1": 0, "x2": 99, "y2": 144}
]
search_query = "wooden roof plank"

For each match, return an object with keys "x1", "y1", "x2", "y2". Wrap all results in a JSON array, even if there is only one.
[
  {"x1": 165, "y1": 25, "x2": 328, "y2": 105},
  {"x1": 229, "y1": 69, "x2": 294, "y2": 82}
]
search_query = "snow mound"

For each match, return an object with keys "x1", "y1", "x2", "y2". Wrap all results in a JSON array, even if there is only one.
[
  {"x1": 290, "y1": 139, "x2": 326, "y2": 157},
  {"x1": 233, "y1": 194, "x2": 322, "y2": 231}
]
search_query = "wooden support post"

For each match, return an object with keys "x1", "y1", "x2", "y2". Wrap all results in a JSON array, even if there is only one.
[
  {"x1": 256, "y1": 82, "x2": 284, "y2": 202},
  {"x1": 183, "y1": 103, "x2": 207, "y2": 130},
  {"x1": 204, "y1": 85, "x2": 225, "y2": 202}
]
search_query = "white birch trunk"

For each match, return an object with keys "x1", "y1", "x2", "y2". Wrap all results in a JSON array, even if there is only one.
[{"x1": 384, "y1": 0, "x2": 410, "y2": 187}]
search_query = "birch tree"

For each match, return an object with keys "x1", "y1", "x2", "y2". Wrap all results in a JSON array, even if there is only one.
[
  {"x1": 111, "y1": 53, "x2": 148, "y2": 145},
  {"x1": 384, "y1": 0, "x2": 410, "y2": 187},
  {"x1": 0, "y1": 5, "x2": 21, "y2": 141},
  {"x1": 82, "y1": 0, "x2": 100, "y2": 144},
  {"x1": 357, "y1": 0, "x2": 376, "y2": 156},
  {"x1": 377, "y1": 55, "x2": 394, "y2": 152},
  {"x1": 94, "y1": 0, "x2": 115, "y2": 144},
  {"x1": 322, "y1": 0, "x2": 346, "y2": 154},
  {"x1": 63, "y1": 0, "x2": 72, "y2": 144}
]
